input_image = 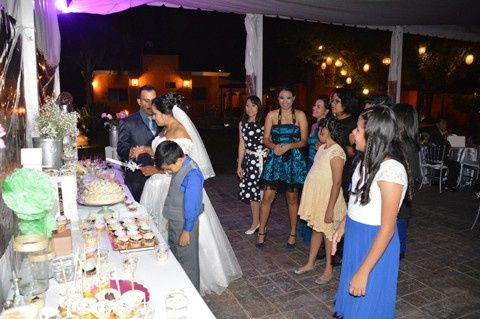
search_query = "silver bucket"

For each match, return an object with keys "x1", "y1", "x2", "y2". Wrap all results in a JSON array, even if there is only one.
[
  {"x1": 109, "y1": 126, "x2": 119, "y2": 148},
  {"x1": 32, "y1": 137, "x2": 63, "y2": 168}
]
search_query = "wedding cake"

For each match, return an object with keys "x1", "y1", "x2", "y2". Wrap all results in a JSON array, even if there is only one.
[{"x1": 81, "y1": 180, "x2": 125, "y2": 205}]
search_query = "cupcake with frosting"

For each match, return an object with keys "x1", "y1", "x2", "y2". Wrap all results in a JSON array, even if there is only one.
[
  {"x1": 142, "y1": 232, "x2": 155, "y2": 247},
  {"x1": 130, "y1": 234, "x2": 143, "y2": 248}
]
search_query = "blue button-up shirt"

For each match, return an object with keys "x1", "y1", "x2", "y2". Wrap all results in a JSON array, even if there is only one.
[{"x1": 178, "y1": 156, "x2": 204, "y2": 232}]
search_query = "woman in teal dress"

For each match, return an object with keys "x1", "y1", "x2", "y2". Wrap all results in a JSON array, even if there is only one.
[
  {"x1": 256, "y1": 86, "x2": 308, "y2": 249},
  {"x1": 299, "y1": 97, "x2": 331, "y2": 244}
]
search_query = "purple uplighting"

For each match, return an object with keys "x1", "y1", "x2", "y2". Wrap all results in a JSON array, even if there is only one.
[{"x1": 55, "y1": 0, "x2": 69, "y2": 13}]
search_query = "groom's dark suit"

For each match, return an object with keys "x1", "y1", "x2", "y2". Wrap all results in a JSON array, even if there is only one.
[{"x1": 117, "y1": 111, "x2": 158, "y2": 201}]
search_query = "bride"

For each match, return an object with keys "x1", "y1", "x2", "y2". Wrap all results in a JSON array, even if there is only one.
[{"x1": 133, "y1": 93, "x2": 242, "y2": 295}]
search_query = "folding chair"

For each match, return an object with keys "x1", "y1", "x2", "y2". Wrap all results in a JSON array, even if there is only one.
[{"x1": 424, "y1": 144, "x2": 448, "y2": 193}]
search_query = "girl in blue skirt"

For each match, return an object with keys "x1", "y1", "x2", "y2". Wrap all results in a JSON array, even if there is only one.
[{"x1": 332, "y1": 106, "x2": 412, "y2": 319}]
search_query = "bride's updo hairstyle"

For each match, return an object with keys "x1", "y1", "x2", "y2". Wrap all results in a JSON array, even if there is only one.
[{"x1": 152, "y1": 92, "x2": 185, "y2": 115}]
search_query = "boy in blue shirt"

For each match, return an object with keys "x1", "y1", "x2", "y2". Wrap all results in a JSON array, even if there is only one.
[{"x1": 155, "y1": 140, "x2": 204, "y2": 290}]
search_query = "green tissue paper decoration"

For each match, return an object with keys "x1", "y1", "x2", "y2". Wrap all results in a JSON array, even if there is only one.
[{"x1": 2, "y1": 168, "x2": 58, "y2": 237}]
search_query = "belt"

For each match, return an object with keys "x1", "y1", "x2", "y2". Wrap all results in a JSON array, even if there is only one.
[{"x1": 245, "y1": 148, "x2": 269, "y2": 175}]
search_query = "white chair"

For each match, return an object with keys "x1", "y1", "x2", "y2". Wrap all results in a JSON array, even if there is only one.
[
  {"x1": 424, "y1": 144, "x2": 448, "y2": 193},
  {"x1": 418, "y1": 148, "x2": 430, "y2": 189},
  {"x1": 457, "y1": 147, "x2": 479, "y2": 187}
]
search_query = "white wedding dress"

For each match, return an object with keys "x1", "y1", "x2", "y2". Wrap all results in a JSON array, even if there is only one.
[{"x1": 140, "y1": 136, "x2": 242, "y2": 295}]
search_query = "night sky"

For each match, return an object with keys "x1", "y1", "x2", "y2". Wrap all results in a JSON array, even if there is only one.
[{"x1": 58, "y1": 5, "x2": 247, "y2": 104}]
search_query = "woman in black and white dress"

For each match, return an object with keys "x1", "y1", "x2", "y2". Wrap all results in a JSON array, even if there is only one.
[{"x1": 237, "y1": 96, "x2": 266, "y2": 234}]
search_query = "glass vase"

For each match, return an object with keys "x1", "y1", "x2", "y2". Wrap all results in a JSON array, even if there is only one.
[{"x1": 12, "y1": 215, "x2": 53, "y2": 297}]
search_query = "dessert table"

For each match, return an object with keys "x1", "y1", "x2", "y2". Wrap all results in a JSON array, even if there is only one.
[{"x1": 45, "y1": 201, "x2": 215, "y2": 318}]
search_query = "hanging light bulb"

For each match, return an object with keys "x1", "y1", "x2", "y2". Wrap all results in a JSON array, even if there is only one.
[
  {"x1": 335, "y1": 59, "x2": 343, "y2": 67},
  {"x1": 418, "y1": 46, "x2": 427, "y2": 55},
  {"x1": 326, "y1": 57, "x2": 333, "y2": 65},
  {"x1": 318, "y1": 45, "x2": 324, "y2": 50},
  {"x1": 363, "y1": 64, "x2": 370, "y2": 72},
  {"x1": 362, "y1": 88, "x2": 369, "y2": 95},
  {"x1": 382, "y1": 57, "x2": 391, "y2": 65},
  {"x1": 465, "y1": 54, "x2": 474, "y2": 65},
  {"x1": 320, "y1": 62, "x2": 327, "y2": 70},
  {"x1": 340, "y1": 69, "x2": 347, "y2": 76},
  {"x1": 346, "y1": 77, "x2": 352, "y2": 84}
]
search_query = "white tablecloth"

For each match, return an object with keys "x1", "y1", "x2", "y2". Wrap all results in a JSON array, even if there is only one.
[{"x1": 45, "y1": 202, "x2": 215, "y2": 318}]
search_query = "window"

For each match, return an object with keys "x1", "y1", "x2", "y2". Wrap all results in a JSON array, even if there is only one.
[
  {"x1": 107, "y1": 88, "x2": 128, "y2": 102},
  {"x1": 165, "y1": 82, "x2": 176, "y2": 89},
  {"x1": 192, "y1": 88, "x2": 207, "y2": 101}
]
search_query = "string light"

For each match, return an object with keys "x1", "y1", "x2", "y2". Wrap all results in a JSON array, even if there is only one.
[
  {"x1": 335, "y1": 59, "x2": 343, "y2": 67},
  {"x1": 382, "y1": 57, "x2": 391, "y2": 65},
  {"x1": 362, "y1": 88, "x2": 369, "y2": 95},
  {"x1": 340, "y1": 69, "x2": 347, "y2": 76},
  {"x1": 320, "y1": 62, "x2": 327, "y2": 70},
  {"x1": 363, "y1": 64, "x2": 370, "y2": 72},
  {"x1": 465, "y1": 54, "x2": 474, "y2": 65},
  {"x1": 326, "y1": 57, "x2": 333, "y2": 65},
  {"x1": 346, "y1": 77, "x2": 352, "y2": 84},
  {"x1": 418, "y1": 46, "x2": 427, "y2": 55}
]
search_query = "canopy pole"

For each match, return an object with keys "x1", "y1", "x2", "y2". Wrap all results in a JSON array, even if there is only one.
[
  {"x1": 244, "y1": 14, "x2": 263, "y2": 98},
  {"x1": 8, "y1": 0, "x2": 40, "y2": 145},
  {"x1": 388, "y1": 26, "x2": 403, "y2": 104}
]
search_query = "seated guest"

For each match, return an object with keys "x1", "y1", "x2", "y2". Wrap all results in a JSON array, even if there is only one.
[{"x1": 428, "y1": 118, "x2": 461, "y2": 191}]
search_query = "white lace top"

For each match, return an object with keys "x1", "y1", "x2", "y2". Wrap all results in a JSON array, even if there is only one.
[{"x1": 348, "y1": 159, "x2": 408, "y2": 226}]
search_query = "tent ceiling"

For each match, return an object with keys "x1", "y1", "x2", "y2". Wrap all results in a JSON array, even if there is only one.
[{"x1": 64, "y1": 0, "x2": 480, "y2": 42}]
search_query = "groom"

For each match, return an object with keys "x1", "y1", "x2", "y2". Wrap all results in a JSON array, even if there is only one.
[{"x1": 117, "y1": 85, "x2": 158, "y2": 201}]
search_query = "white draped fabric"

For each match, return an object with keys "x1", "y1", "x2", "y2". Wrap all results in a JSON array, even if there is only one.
[
  {"x1": 2, "y1": 0, "x2": 40, "y2": 145},
  {"x1": 244, "y1": 14, "x2": 263, "y2": 97},
  {"x1": 388, "y1": 26, "x2": 403, "y2": 104}
]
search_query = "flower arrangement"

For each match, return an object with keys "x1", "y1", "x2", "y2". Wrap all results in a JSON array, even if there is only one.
[
  {"x1": 36, "y1": 97, "x2": 79, "y2": 139},
  {"x1": 101, "y1": 111, "x2": 128, "y2": 129}
]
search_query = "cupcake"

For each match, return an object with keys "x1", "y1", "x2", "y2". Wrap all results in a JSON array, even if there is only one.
[
  {"x1": 114, "y1": 230, "x2": 126, "y2": 238},
  {"x1": 142, "y1": 232, "x2": 155, "y2": 247},
  {"x1": 126, "y1": 224, "x2": 138, "y2": 232},
  {"x1": 122, "y1": 218, "x2": 135, "y2": 226},
  {"x1": 110, "y1": 223, "x2": 124, "y2": 232},
  {"x1": 127, "y1": 204, "x2": 137, "y2": 212},
  {"x1": 116, "y1": 236, "x2": 129, "y2": 250},
  {"x1": 107, "y1": 218, "x2": 119, "y2": 226},
  {"x1": 139, "y1": 224, "x2": 151, "y2": 233},
  {"x1": 129, "y1": 234, "x2": 142, "y2": 248},
  {"x1": 56, "y1": 215, "x2": 68, "y2": 233},
  {"x1": 127, "y1": 229, "x2": 139, "y2": 237}
]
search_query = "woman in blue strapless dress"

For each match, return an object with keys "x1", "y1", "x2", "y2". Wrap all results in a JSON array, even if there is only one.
[{"x1": 256, "y1": 86, "x2": 308, "y2": 248}]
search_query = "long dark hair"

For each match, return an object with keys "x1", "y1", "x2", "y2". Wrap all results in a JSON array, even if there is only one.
[
  {"x1": 241, "y1": 95, "x2": 264, "y2": 125},
  {"x1": 152, "y1": 92, "x2": 185, "y2": 115},
  {"x1": 353, "y1": 106, "x2": 412, "y2": 205},
  {"x1": 391, "y1": 103, "x2": 419, "y2": 151}
]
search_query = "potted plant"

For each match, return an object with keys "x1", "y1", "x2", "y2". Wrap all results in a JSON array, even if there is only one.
[
  {"x1": 34, "y1": 98, "x2": 79, "y2": 168},
  {"x1": 101, "y1": 111, "x2": 128, "y2": 148}
]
